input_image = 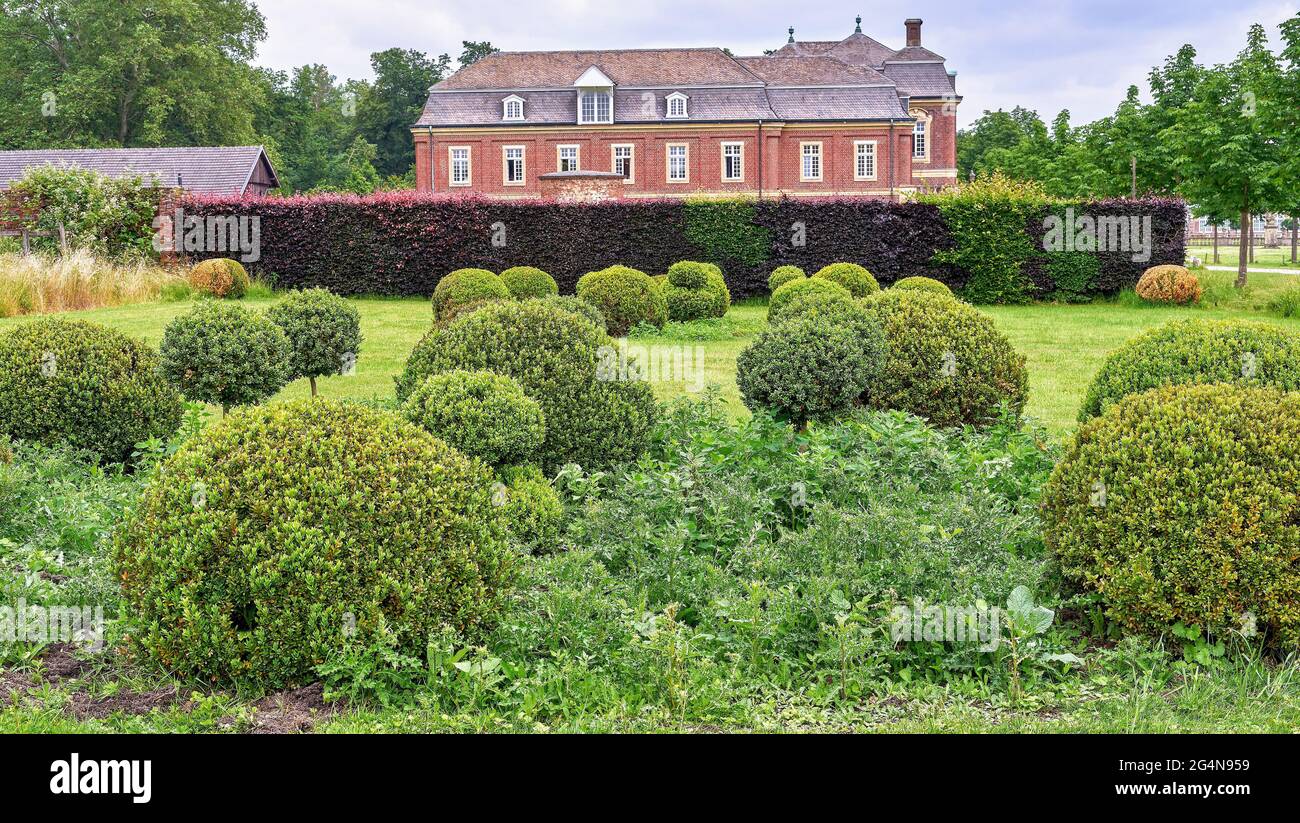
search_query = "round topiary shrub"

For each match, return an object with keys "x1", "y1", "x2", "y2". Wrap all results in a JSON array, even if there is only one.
[
  {"x1": 663, "y1": 261, "x2": 730, "y2": 321},
  {"x1": 113, "y1": 399, "x2": 514, "y2": 690},
  {"x1": 265, "y1": 288, "x2": 362, "y2": 397},
  {"x1": 768, "y1": 276, "x2": 853, "y2": 324},
  {"x1": 893, "y1": 276, "x2": 955, "y2": 298},
  {"x1": 1135, "y1": 264, "x2": 1203, "y2": 305},
  {"x1": 768, "y1": 265, "x2": 806, "y2": 293},
  {"x1": 859, "y1": 290, "x2": 1028, "y2": 428},
  {"x1": 1043, "y1": 384, "x2": 1300, "y2": 647},
  {"x1": 813, "y1": 262, "x2": 880, "y2": 297},
  {"x1": 431, "y1": 268, "x2": 511, "y2": 321},
  {"x1": 0, "y1": 318, "x2": 182, "y2": 463},
  {"x1": 1079, "y1": 318, "x2": 1300, "y2": 420},
  {"x1": 496, "y1": 466, "x2": 563, "y2": 553},
  {"x1": 539, "y1": 295, "x2": 606, "y2": 331},
  {"x1": 396, "y1": 300, "x2": 656, "y2": 470},
  {"x1": 667, "y1": 260, "x2": 710, "y2": 290},
  {"x1": 160, "y1": 301, "x2": 292, "y2": 414},
  {"x1": 737, "y1": 308, "x2": 886, "y2": 428},
  {"x1": 500, "y1": 266, "x2": 558, "y2": 300},
  {"x1": 576, "y1": 265, "x2": 667, "y2": 336},
  {"x1": 188, "y1": 258, "x2": 250, "y2": 299},
  {"x1": 402, "y1": 370, "x2": 545, "y2": 467}
]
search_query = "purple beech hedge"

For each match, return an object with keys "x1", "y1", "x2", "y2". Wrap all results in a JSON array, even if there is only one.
[{"x1": 179, "y1": 192, "x2": 1186, "y2": 301}]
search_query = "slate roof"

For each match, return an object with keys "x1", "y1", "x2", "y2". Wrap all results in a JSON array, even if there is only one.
[
  {"x1": 415, "y1": 27, "x2": 956, "y2": 127},
  {"x1": 0, "y1": 146, "x2": 276, "y2": 194}
]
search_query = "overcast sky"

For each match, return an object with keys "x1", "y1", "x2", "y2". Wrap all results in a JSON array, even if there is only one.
[{"x1": 254, "y1": 0, "x2": 1300, "y2": 129}]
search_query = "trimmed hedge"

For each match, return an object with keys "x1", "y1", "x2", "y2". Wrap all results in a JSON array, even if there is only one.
[
  {"x1": 859, "y1": 290, "x2": 1029, "y2": 428},
  {"x1": 737, "y1": 307, "x2": 886, "y2": 427},
  {"x1": 0, "y1": 318, "x2": 182, "y2": 463},
  {"x1": 498, "y1": 465, "x2": 563, "y2": 554},
  {"x1": 501, "y1": 266, "x2": 558, "y2": 299},
  {"x1": 768, "y1": 277, "x2": 852, "y2": 324},
  {"x1": 113, "y1": 399, "x2": 514, "y2": 690},
  {"x1": 160, "y1": 301, "x2": 292, "y2": 413},
  {"x1": 813, "y1": 262, "x2": 880, "y2": 297},
  {"x1": 893, "y1": 276, "x2": 954, "y2": 297},
  {"x1": 189, "y1": 258, "x2": 250, "y2": 299},
  {"x1": 768, "y1": 265, "x2": 806, "y2": 293},
  {"x1": 576, "y1": 265, "x2": 667, "y2": 336},
  {"x1": 1079, "y1": 319, "x2": 1300, "y2": 420},
  {"x1": 1043, "y1": 384, "x2": 1300, "y2": 647},
  {"x1": 1136, "y1": 264, "x2": 1202, "y2": 304},
  {"x1": 431, "y1": 268, "x2": 510, "y2": 321},
  {"x1": 663, "y1": 261, "x2": 730, "y2": 321},
  {"x1": 402, "y1": 370, "x2": 545, "y2": 467},
  {"x1": 396, "y1": 299, "x2": 656, "y2": 471},
  {"x1": 265, "y1": 288, "x2": 362, "y2": 396},
  {"x1": 179, "y1": 193, "x2": 1184, "y2": 302}
]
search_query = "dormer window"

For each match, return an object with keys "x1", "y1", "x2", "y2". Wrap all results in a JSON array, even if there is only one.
[
  {"x1": 666, "y1": 92, "x2": 688, "y2": 119},
  {"x1": 502, "y1": 95, "x2": 525, "y2": 121},
  {"x1": 579, "y1": 91, "x2": 612, "y2": 124},
  {"x1": 573, "y1": 66, "x2": 615, "y2": 125}
]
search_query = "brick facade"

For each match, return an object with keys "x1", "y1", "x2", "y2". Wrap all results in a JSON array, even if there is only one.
[{"x1": 414, "y1": 19, "x2": 959, "y2": 201}]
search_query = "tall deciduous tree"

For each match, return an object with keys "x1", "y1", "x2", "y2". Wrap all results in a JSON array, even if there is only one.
[
  {"x1": 355, "y1": 48, "x2": 450, "y2": 177},
  {"x1": 1165, "y1": 24, "x2": 1286, "y2": 287},
  {"x1": 0, "y1": 0, "x2": 268, "y2": 148}
]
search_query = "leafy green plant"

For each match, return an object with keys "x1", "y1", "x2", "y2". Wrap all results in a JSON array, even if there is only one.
[
  {"x1": 859, "y1": 289, "x2": 1029, "y2": 428},
  {"x1": 265, "y1": 287, "x2": 362, "y2": 396},
  {"x1": 159, "y1": 301, "x2": 292, "y2": 415},
  {"x1": 1079, "y1": 318, "x2": 1300, "y2": 419},
  {"x1": 576, "y1": 265, "x2": 667, "y2": 335},
  {"x1": 0, "y1": 318, "x2": 182, "y2": 463},
  {"x1": 1170, "y1": 622, "x2": 1225, "y2": 668},
  {"x1": 431, "y1": 268, "x2": 510, "y2": 321},
  {"x1": 113, "y1": 399, "x2": 516, "y2": 690},
  {"x1": 767, "y1": 265, "x2": 806, "y2": 293},
  {"x1": 188, "y1": 258, "x2": 250, "y2": 299},
  {"x1": 402, "y1": 370, "x2": 545, "y2": 467},
  {"x1": 1044, "y1": 384, "x2": 1300, "y2": 648},
  {"x1": 316, "y1": 617, "x2": 427, "y2": 707},
  {"x1": 767, "y1": 276, "x2": 852, "y2": 324},
  {"x1": 813, "y1": 262, "x2": 880, "y2": 297},
  {"x1": 499, "y1": 266, "x2": 558, "y2": 300}
]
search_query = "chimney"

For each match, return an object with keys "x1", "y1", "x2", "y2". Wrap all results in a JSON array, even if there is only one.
[{"x1": 905, "y1": 18, "x2": 922, "y2": 47}]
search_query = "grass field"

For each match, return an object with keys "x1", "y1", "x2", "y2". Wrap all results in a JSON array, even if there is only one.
[
  {"x1": 4, "y1": 270, "x2": 1298, "y2": 437},
  {"x1": 1187, "y1": 245, "x2": 1300, "y2": 270}
]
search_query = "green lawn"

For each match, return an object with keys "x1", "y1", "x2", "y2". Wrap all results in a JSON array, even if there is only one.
[
  {"x1": 4, "y1": 270, "x2": 1298, "y2": 438},
  {"x1": 1188, "y1": 245, "x2": 1300, "y2": 270}
]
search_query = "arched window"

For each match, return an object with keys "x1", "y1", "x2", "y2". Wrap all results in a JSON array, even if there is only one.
[{"x1": 910, "y1": 109, "x2": 931, "y2": 162}]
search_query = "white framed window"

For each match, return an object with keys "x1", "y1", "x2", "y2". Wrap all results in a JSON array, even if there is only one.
[
  {"x1": 557, "y1": 144, "x2": 580, "y2": 172},
  {"x1": 579, "y1": 91, "x2": 612, "y2": 124},
  {"x1": 503, "y1": 145, "x2": 525, "y2": 185},
  {"x1": 612, "y1": 144, "x2": 635, "y2": 183},
  {"x1": 800, "y1": 142, "x2": 822, "y2": 182},
  {"x1": 853, "y1": 140, "x2": 877, "y2": 181},
  {"x1": 502, "y1": 95, "x2": 525, "y2": 121},
  {"x1": 911, "y1": 109, "x2": 931, "y2": 161},
  {"x1": 666, "y1": 143, "x2": 688, "y2": 183},
  {"x1": 449, "y1": 146, "x2": 471, "y2": 187},
  {"x1": 666, "y1": 92, "x2": 688, "y2": 119},
  {"x1": 721, "y1": 141, "x2": 744, "y2": 182}
]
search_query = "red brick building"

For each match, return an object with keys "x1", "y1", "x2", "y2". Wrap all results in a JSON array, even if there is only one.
[{"x1": 412, "y1": 18, "x2": 959, "y2": 201}]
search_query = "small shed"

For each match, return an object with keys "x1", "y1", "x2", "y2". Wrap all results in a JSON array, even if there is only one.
[{"x1": 0, "y1": 146, "x2": 279, "y2": 196}]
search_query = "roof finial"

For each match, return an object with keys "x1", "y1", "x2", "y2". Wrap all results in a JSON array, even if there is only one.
[
  {"x1": 855, "y1": 15, "x2": 862, "y2": 33},
  {"x1": 787, "y1": 26, "x2": 795, "y2": 44}
]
